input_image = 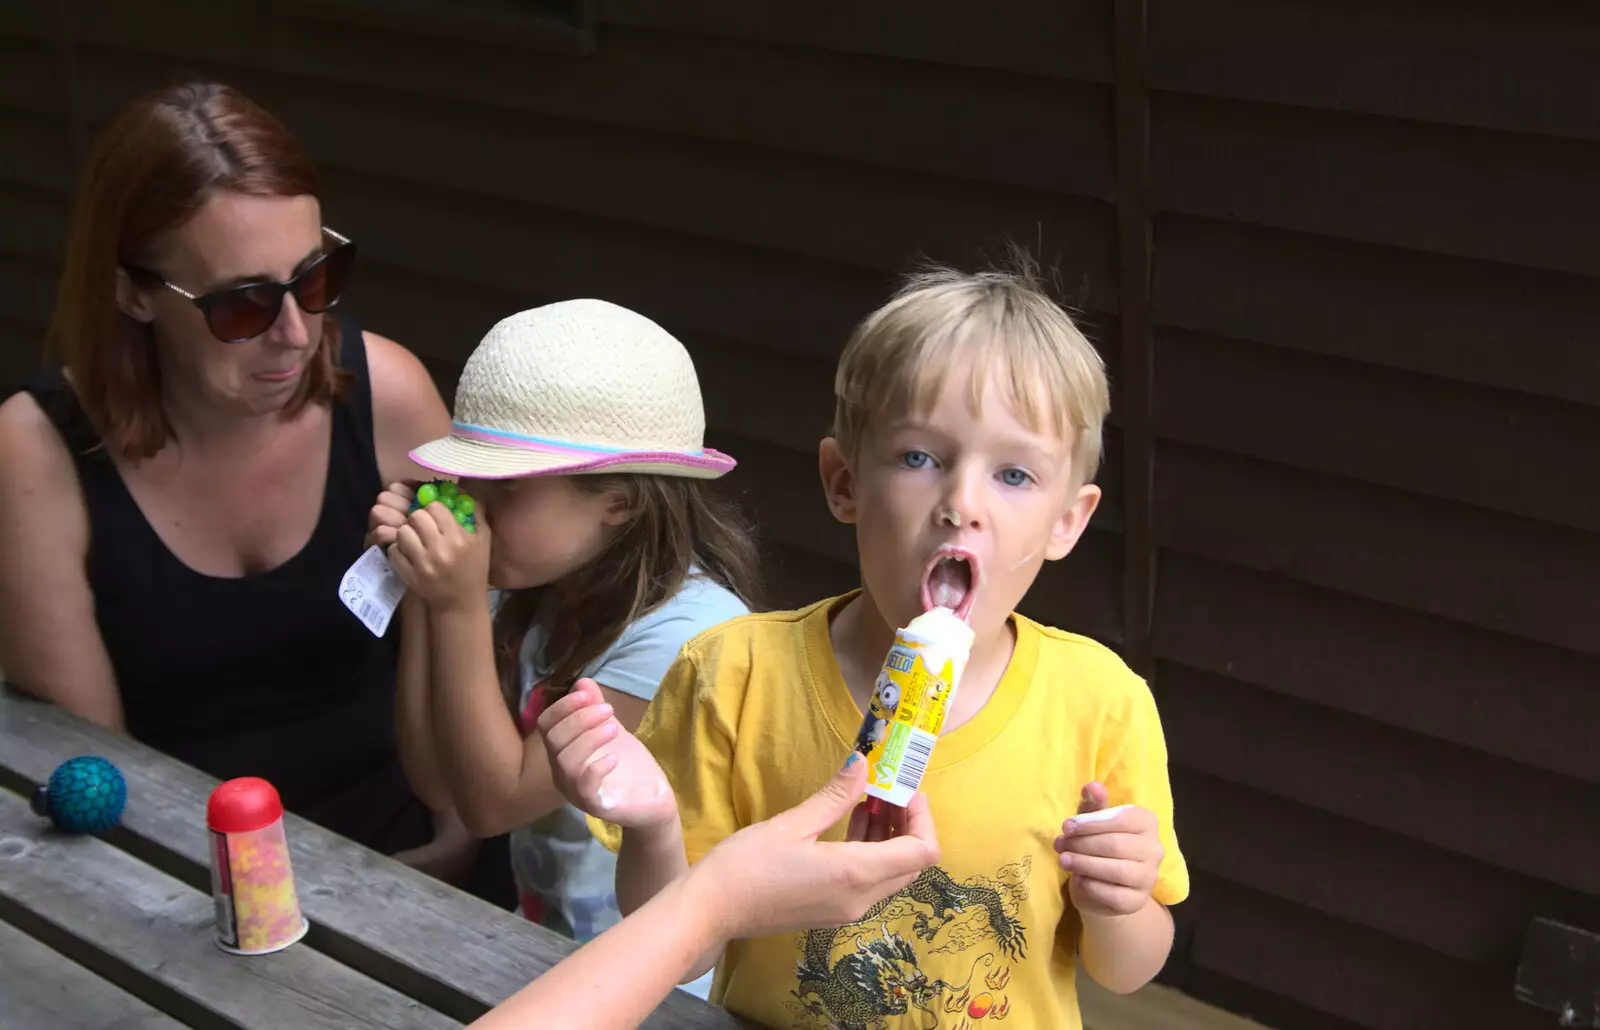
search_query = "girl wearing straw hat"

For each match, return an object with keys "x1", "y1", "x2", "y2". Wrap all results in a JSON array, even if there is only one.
[{"x1": 367, "y1": 299, "x2": 758, "y2": 998}]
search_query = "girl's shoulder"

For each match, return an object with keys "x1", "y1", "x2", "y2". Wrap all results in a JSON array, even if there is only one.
[
  {"x1": 582, "y1": 574, "x2": 751, "y2": 700},
  {"x1": 619, "y1": 573, "x2": 750, "y2": 649}
]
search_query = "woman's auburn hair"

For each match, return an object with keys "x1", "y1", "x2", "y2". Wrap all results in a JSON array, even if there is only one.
[{"x1": 47, "y1": 81, "x2": 346, "y2": 460}]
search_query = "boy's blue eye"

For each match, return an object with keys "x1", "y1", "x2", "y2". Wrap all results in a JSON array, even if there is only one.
[
  {"x1": 900, "y1": 451, "x2": 933, "y2": 470},
  {"x1": 999, "y1": 468, "x2": 1032, "y2": 487}
]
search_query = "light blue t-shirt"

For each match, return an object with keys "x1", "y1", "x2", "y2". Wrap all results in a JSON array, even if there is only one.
[{"x1": 505, "y1": 573, "x2": 748, "y2": 1000}]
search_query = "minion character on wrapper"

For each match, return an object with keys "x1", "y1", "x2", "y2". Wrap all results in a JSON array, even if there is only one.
[{"x1": 853, "y1": 674, "x2": 901, "y2": 755}]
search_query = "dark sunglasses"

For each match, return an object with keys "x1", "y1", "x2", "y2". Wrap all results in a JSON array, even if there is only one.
[{"x1": 125, "y1": 227, "x2": 356, "y2": 343}]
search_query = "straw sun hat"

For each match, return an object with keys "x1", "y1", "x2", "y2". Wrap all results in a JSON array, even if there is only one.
[{"x1": 409, "y1": 299, "x2": 735, "y2": 480}]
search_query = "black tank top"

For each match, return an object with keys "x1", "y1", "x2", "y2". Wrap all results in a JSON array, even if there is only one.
[{"x1": 26, "y1": 317, "x2": 430, "y2": 854}]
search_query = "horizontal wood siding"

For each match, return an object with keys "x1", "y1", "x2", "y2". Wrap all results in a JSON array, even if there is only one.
[
  {"x1": 0, "y1": 2, "x2": 1593, "y2": 1027},
  {"x1": 1141, "y1": 2, "x2": 1600, "y2": 1027}
]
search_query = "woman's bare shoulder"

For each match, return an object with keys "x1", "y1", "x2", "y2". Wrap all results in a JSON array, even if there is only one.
[
  {"x1": 0, "y1": 391, "x2": 82, "y2": 501},
  {"x1": 362, "y1": 330, "x2": 451, "y2": 484}
]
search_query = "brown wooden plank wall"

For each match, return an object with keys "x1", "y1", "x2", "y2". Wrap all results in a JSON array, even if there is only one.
[
  {"x1": 1142, "y1": 2, "x2": 1600, "y2": 1028},
  {"x1": 0, "y1": 2, "x2": 1595, "y2": 1029}
]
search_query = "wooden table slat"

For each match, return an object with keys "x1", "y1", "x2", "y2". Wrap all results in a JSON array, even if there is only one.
[
  {"x1": 0, "y1": 787, "x2": 458, "y2": 1030},
  {"x1": 0, "y1": 916, "x2": 188, "y2": 1030},
  {"x1": 0, "y1": 691, "x2": 745, "y2": 1029}
]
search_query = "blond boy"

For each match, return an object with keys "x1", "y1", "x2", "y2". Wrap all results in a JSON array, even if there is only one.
[{"x1": 542, "y1": 264, "x2": 1189, "y2": 1029}]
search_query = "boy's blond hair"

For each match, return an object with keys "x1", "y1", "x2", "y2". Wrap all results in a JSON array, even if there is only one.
[{"x1": 831, "y1": 260, "x2": 1110, "y2": 485}]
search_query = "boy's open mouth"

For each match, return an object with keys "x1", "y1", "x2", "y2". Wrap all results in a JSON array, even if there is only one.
[{"x1": 921, "y1": 549, "x2": 978, "y2": 620}]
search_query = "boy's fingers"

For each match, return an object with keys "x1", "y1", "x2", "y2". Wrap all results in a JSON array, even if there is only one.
[
  {"x1": 1059, "y1": 853, "x2": 1152, "y2": 888},
  {"x1": 1064, "y1": 805, "x2": 1143, "y2": 837},
  {"x1": 1058, "y1": 831, "x2": 1141, "y2": 860},
  {"x1": 1071, "y1": 877, "x2": 1142, "y2": 913},
  {"x1": 1076, "y1": 781, "x2": 1109, "y2": 815}
]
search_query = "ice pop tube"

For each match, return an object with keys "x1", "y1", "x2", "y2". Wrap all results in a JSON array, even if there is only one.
[{"x1": 852, "y1": 606, "x2": 975, "y2": 808}]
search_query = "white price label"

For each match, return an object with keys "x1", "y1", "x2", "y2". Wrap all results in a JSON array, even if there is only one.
[{"x1": 338, "y1": 545, "x2": 407, "y2": 636}]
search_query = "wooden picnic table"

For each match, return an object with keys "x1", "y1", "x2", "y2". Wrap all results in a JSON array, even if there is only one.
[{"x1": 0, "y1": 690, "x2": 750, "y2": 1029}]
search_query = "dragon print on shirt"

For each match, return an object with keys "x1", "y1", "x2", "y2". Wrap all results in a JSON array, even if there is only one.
[{"x1": 787, "y1": 856, "x2": 1031, "y2": 1030}]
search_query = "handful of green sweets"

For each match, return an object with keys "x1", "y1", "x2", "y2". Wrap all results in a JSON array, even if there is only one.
[{"x1": 410, "y1": 479, "x2": 479, "y2": 534}]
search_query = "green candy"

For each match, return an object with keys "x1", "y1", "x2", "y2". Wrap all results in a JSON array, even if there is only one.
[{"x1": 409, "y1": 479, "x2": 478, "y2": 534}]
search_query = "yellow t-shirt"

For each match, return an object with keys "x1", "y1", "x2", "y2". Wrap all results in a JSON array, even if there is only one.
[{"x1": 597, "y1": 594, "x2": 1188, "y2": 1030}]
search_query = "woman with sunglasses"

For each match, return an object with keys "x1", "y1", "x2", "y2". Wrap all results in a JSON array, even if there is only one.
[{"x1": 0, "y1": 82, "x2": 479, "y2": 878}]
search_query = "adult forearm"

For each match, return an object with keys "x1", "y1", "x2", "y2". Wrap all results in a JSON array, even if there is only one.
[
  {"x1": 1078, "y1": 897, "x2": 1173, "y2": 994},
  {"x1": 467, "y1": 877, "x2": 718, "y2": 1030},
  {"x1": 616, "y1": 818, "x2": 721, "y2": 981},
  {"x1": 616, "y1": 820, "x2": 691, "y2": 917}
]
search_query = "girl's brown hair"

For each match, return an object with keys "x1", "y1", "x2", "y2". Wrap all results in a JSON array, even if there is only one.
[
  {"x1": 491, "y1": 475, "x2": 762, "y2": 707},
  {"x1": 47, "y1": 81, "x2": 346, "y2": 460}
]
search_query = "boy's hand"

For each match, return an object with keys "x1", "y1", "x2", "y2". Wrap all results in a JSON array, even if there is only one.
[
  {"x1": 538, "y1": 679, "x2": 677, "y2": 831},
  {"x1": 387, "y1": 495, "x2": 490, "y2": 612},
  {"x1": 1055, "y1": 781, "x2": 1163, "y2": 918},
  {"x1": 366, "y1": 481, "x2": 418, "y2": 552}
]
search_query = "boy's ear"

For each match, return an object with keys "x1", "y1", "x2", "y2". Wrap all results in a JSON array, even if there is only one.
[
  {"x1": 115, "y1": 267, "x2": 157, "y2": 324},
  {"x1": 1044, "y1": 483, "x2": 1101, "y2": 561},
  {"x1": 818, "y1": 437, "x2": 858, "y2": 524}
]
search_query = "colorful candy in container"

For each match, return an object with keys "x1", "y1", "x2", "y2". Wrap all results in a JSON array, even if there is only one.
[
  {"x1": 206, "y1": 777, "x2": 308, "y2": 955},
  {"x1": 852, "y1": 606, "x2": 975, "y2": 809},
  {"x1": 410, "y1": 479, "x2": 478, "y2": 533}
]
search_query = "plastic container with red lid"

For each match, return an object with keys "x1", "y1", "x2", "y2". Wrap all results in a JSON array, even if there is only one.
[{"x1": 205, "y1": 777, "x2": 307, "y2": 955}]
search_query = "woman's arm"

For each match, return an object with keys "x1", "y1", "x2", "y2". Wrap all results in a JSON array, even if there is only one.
[
  {"x1": 469, "y1": 864, "x2": 714, "y2": 1030},
  {"x1": 468, "y1": 756, "x2": 941, "y2": 1030},
  {"x1": 0, "y1": 394, "x2": 123, "y2": 728},
  {"x1": 365, "y1": 331, "x2": 451, "y2": 486}
]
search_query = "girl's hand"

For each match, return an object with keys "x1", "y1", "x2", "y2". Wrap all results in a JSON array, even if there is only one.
[
  {"x1": 366, "y1": 481, "x2": 417, "y2": 552},
  {"x1": 686, "y1": 755, "x2": 941, "y2": 942},
  {"x1": 387, "y1": 495, "x2": 491, "y2": 612},
  {"x1": 537, "y1": 680, "x2": 677, "y2": 831}
]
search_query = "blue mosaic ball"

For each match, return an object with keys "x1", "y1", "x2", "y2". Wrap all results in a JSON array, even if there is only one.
[{"x1": 30, "y1": 756, "x2": 127, "y2": 834}]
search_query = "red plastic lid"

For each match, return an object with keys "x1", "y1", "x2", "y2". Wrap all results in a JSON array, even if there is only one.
[{"x1": 206, "y1": 777, "x2": 284, "y2": 833}]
